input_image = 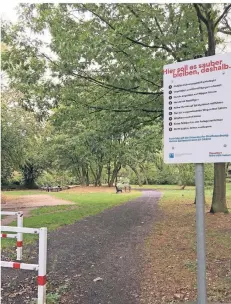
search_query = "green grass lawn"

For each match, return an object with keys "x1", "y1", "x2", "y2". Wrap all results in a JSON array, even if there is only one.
[
  {"x1": 32, "y1": 192, "x2": 142, "y2": 225},
  {"x1": 159, "y1": 183, "x2": 231, "y2": 209},
  {"x1": 2, "y1": 183, "x2": 230, "y2": 251},
  {"x1": 132, "y1": 184, "x2": 195, "y2": 190},
  {"x1": 1, "y1": 191, "x2": 141, "y2": 249},
  {"x1": 133, "y1": 183, "x2": 231, "y2": 208}
]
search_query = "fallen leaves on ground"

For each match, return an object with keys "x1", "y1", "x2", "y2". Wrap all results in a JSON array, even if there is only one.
[{"x1": 141, "y1": 194, "x2": 231, "y2": 304}]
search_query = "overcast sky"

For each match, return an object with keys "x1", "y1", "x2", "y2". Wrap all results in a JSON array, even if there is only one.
[{"x1": 1, "y1": 2, "x2": 18, "y2": 22}]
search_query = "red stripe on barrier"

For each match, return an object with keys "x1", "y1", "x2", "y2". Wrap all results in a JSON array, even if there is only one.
[
  {"x1": 17, "y1": 241, "x2": 23, "y2": 247},
  {"x1": 13, "y1": 263, "x2": 21, "y2": 269},
  {"x1": 37, "y1": 276, "x2": 46, "y2": 286},
  {"x1": 2, "y1": 234, "x2": 7, "y2": 238}
]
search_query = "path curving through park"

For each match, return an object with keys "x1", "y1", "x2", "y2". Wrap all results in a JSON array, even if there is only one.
[{"x1": 1, "y1": 190, "x2": 161, "y2": 304}]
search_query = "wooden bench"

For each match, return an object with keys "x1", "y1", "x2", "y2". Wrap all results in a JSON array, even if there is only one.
[
  {"x1": 46, "y1": 186, "x2": 62, "y2": 192},
  {"x1": 123, "y1": 184, "x2": 131, "y2": 192}
]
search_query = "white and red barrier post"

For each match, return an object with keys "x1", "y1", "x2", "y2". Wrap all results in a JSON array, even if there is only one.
[
  {"x1": 16, "y1": 211, "x2": 23, "y2": 260},
  {"x1": 0, "y1": 211, "x2": 23, "y2": 260},
  {"x1": 38, "y1": 227, "x2": 47, "y2": 304},
  {"x1": 1, "y1": 226, "x2": 47, "y2": 304}
]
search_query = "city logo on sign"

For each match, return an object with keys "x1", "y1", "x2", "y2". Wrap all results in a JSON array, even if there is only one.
[{"x1": 169, "y1": 153, "x2": 174, "y2": 158}]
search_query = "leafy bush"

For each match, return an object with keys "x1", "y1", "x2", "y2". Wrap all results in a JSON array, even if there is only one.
[{"x1": 37, "y1": 172, "x2": 57, "y2": 187}]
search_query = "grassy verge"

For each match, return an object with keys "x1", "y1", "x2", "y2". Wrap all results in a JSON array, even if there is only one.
[
  {"x1": 133, "y1": 183, "x2": 231, "y2": 208},
  {"x1": 142, "y1": 184, "x2": 231, "y2": 303},
  {"x1": 1, "y1": 191, "x2": 141, "y2": 249},
  {"x1": 131, "y1": 184, "x2": 194, "y2": 190}
]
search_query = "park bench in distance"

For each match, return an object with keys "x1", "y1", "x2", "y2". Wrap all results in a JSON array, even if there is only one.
[
  {"x1": 115, "y1": 185, "x2": 122, "y2": 194},
  {"x1": 41, "y1": 186, "x2": 69, "y2": 192}
]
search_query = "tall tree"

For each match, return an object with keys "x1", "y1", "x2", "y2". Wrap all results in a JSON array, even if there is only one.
[
  {"x1": 2, "y1": 4, "x2": 207, "y2": 118},
  {"x1": 1, "y1": 89, "x2": 49, "y2": 187},
  {"x1": 194, "y1": 3, "x2": 230, "y2": 213},
  {"x1": 1, "y1": 90, "x2": 26, "y2": 184},
  {"x1": 2, "y1": 4, "x2": 230, "y2": 208}
]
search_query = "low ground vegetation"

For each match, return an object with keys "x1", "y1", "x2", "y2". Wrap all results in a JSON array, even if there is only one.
[
  {"x1": 1, "y1": 185, "x2": 230, "y2": 302},
  {"x1": 1, "y1": 187, "x2": 141, "y2": 249},
  {"x1": 141, "y1": 184, "x2": 231, "y2": 303}
]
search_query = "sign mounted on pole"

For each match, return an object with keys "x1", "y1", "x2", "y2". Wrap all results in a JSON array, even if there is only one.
[{"x1": 164, "y1": 53, "x2": 231, "y2": 164}]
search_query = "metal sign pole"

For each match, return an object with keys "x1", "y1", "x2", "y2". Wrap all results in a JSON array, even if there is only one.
[{"x1": 195, "y1": 163, "x2": 207, "y2": 304}]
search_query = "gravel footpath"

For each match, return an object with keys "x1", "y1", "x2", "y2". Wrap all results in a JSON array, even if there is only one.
[{"x1": 1, "y1": 190, "x2": 161, "y2": 304}]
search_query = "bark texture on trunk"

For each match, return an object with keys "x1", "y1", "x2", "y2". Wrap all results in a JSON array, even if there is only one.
[
  {"x1": 108, "y1": 163, "x2": 121, "y2": 187},
  {"x1": 194, "y1": 4, "x2": 228, "y2": 213},
  {"x1": 207, "y1": 20, "x2": 227, "y2": 213},
  {"x1": 210, "y1": 163, "x2": 228, "y2": 213}
]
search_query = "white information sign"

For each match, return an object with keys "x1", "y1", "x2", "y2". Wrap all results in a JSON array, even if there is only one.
[{"x1": 164, "y1": 53, "x2": 231, "y2": 164}]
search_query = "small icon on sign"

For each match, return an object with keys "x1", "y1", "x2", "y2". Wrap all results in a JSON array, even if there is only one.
[
  {"x1": 169, "y1": 112, "x2": 172, "y2": 115},
  {"x1": 169, "y1": 117, "x2": 172, "y2": 121},
  {"x1": 169, "y1": 91, "x2": 172, "y2": 94},
  {"x1": 169, "y1": 128, "x2": 172, "y2": 131},
  {"x1": 169, "y1": 122, "x2": 172, "y2": 126},
  {"x1": 169, "y1": 85, "x2": 172, "y2": 89},
  {"x1": 169, "y1": 107, "x2": 172, "y2": 110},
  {"x1": 169, "y1": 153, "x2": 174, "y2": 158},
  {"x1": 223, "y1": 144, "x2": 227, "y2": 147},
  {"x1": 169, "y1": 96, "x2": 172, "y2": 100}
]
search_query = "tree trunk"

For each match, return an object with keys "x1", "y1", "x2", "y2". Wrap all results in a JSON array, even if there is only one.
[
  {"x1": 194, "y1": 5, "x2": 227, "y2": 213},
  {"x1": 96, "y1": 165, "x2": 103, "y2": 186},
  {"x1": 79, "y1": 165, "x2": 87, "y2": 186},
  {"x1": 140, "y1": 164, "x2": 148, "y2": 185},
  {"x1": 210, "y1": 163, "x2": 228, "y2": 213},
  {"x1": 144, "y1": 176, "x2": 148, "y2": 185},
  {"x1": 130, "y1": 165, "x2": 142, "y2": 186},
  {"x1": 206, "y1": 19, "x2": 227, "y2": 213},
  {"x1": 90, "y1": 166, "x2": 97, "y2": 186},
  {"x1": 95, "y1": 166, "x2": 103, "y2": 186},
  {"x1": 109, "y1": 163, "x2": 121, "y2": 187},
  {"x1": 76, "y1": 168, "x2": 81, "y2": 184},
  {"x1": 24, "y1": 179, "x2": 38, "y2": 189},
  {"x1": 90, "y1": 164, "x2": 103, "y2": 186},
  {"x1": 22, "y1": 163, "x2": 38, "y2": 189},
  {"x1": 107, "y1": 161, "x2": 111, "y2": 187},
  {"x1": 86, "y1": 169, "x2": 90, "y2": 186}
]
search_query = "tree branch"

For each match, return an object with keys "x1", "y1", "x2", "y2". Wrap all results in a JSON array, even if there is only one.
[
  {"x1": 196, "y1": 8, "x2": 207, "y2": 55},
  {"x1": 38, "y1": 49, "x2": 161, "y2": 95},
  {"x1": 126, "y1": 5, "x2": 152, "y2": 34},
  {"x1": 88, "y1": 105, "x2": 162, "y2": 114},
  {"x1": 214, "y1": 4, "x2": 231, "y2": 28},
  {"x1": 218, "y1": 28, "x2": 231, "y2": 35},
  {"x1": 193, "y1": 4, "x2": 209, "y2": 27},
  {"x1": 83, "y1": 4, "x2": 173, "y2": 53},
  {"x1": 153, "y1": 15, "x2": 178, "y2": 59},
  {"x1": 140, "y1": 76, "x2": 162, "y2": 88},
  {"x1": 79, "y1": 73, "x2": 160, "y2": 95}
]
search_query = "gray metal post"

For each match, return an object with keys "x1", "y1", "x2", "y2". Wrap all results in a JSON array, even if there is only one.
[{"x1": 195, "y1": 163, "x2": 207, "y2": 304}]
